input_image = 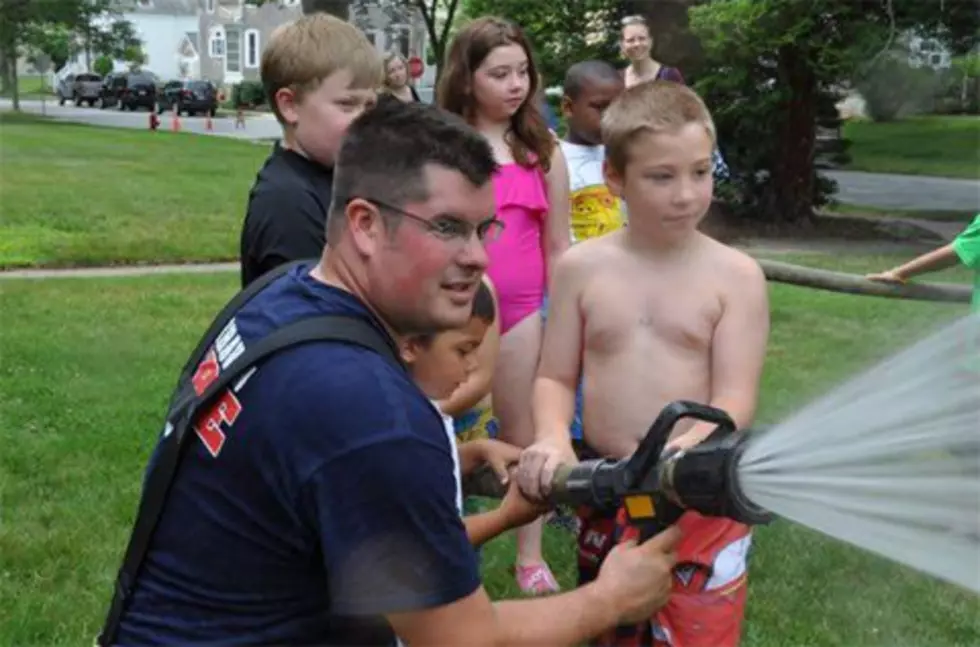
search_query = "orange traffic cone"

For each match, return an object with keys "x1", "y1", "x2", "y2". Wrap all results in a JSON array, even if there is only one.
[{"x1": 171, "y1": 106, "x2": 180, "y2": 133}]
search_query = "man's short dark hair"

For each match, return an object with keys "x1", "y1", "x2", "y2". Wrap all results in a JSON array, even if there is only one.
[
  {"x1": 563, "y1": 60, "x2": 622, "y2": 100},
  {"x1": 329, "y1": 95, "x2": 498, "y2": 236}
]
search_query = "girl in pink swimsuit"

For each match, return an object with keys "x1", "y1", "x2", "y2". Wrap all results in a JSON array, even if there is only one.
[{"x1": 439, "y1": 17, "x2": 571, "y2": 594}]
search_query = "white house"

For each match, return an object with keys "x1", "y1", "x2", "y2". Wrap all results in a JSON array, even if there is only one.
[{"x1": 54, "y1": 0, "x2": 199, "y2": 83}]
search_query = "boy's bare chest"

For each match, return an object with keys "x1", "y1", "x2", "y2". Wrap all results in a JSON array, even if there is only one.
[{"x1": 581, "y1": 274, "x2": 722, "y2": 355}]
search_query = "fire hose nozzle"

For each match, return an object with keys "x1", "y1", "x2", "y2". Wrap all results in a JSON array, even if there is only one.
[{"x1": 464, "y1": 402, "x2": 774, "y2": 540}]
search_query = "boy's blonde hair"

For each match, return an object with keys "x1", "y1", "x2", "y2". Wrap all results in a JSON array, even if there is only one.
[
  {"x1": 261, "y1": 14, "x2": 383, "y2": 125},
  {"x1": 601, "y1": 80, "x2": 717, "y2": 174}
]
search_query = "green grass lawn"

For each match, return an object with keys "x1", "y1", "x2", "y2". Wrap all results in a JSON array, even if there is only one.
[
  {"x1": 1, "y1": 254, "x2": 978, "y2": 646},
  {"x1": 0, "y1": 113, "x2": 268, "y2": 269},
  {"x1": 825, "y1": 202, "x2": 977, "y2": 223},
  {"x1": 0, "y1": 75, "x2": 52, "y2": 99},
  {"x1": 843, "y1": 116, "x2": 980, "y2": 179}
]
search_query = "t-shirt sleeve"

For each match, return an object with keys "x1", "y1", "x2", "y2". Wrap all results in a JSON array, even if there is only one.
[
  {"x1": 303, "y1": 435, "x2": 480, "y2": 617},
  {"x1": 244, "y1": 186, "x2": 326, "y2": 272},
  {"x1": 953, "y1": 215, "x2": 980, "y2": 270}
]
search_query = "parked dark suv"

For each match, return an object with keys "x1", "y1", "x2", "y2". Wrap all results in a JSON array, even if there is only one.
[
  {"x1": 100, "y1": 71, "x2": 158, "y2": 111},
  {"x1": 157, "y1": 79, "x2": 218, "y2": 117}
]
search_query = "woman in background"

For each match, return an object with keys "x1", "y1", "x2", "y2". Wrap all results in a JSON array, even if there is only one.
[{"x1": 382, "y1": 51, "x2": 421, "y2": 102}]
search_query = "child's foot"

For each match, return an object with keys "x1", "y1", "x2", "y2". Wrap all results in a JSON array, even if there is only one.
[{"x1": 515, "y1": 562, "x2": 560, "y2": 595}]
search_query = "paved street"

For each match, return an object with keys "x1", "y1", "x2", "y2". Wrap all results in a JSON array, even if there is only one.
[
  {"x1": 0, "y1": 98, "x2": 283, "y2": 140},
  {"x1": 3, "y1": 99, "x2": 978, "y2": 212},
  {"x1": 822, "y1": 169, "x2": 979, "y2": 213}
]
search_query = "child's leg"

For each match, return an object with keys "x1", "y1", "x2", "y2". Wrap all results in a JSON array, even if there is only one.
[{"x1": 492, "y1": 312, "x2": 557, "y2": 592}]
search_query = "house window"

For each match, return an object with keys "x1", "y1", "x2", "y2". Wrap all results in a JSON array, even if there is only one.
[
  {"x1": 226, "y1": 29, "x2": 242, "y2": 73},
  {"x1": 206, "y1": 0, "x2": 214, "y2": 12},
  {"x1": 245, "y1": 29, "x2": 260, "y2": 68},
  {"x1": 209, "y1": 26, "x2": 225, "y2": 58},
  {"x1": 390, "y1": 25, "x2": 411, "y2": 59}
]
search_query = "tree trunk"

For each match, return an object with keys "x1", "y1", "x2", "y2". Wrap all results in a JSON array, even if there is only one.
[
  {"x1": 765, "y1": 44, "x2": 818, "y2": 225},
  {"x1": 0, "y1": 48, "x2": 10, "y2": 95},
  {"x1": 4, "y1": 44, "x2": 19, "y2": 111},
  {"x1": 301, "y1": 0, "x2": 349, "y2": 18}
]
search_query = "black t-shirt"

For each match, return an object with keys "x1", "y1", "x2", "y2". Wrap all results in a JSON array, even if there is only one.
[{"x1": 239, "y1": 143, "x2": 335, "y2": 288}]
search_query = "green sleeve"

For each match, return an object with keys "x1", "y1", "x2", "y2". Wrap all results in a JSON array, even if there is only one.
[{"x1": 952, "y1": 215, "x2": 980, "y2": 270}]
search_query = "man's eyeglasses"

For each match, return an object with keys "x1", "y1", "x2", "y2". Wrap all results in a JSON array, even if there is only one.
[{"x1": 348, "y1": 196, "x2": 505, "y2": 244}]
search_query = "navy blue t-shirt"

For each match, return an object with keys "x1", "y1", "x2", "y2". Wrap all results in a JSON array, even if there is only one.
[{"x1": 116, "y1": 264, "x2": 480, "y2": 645}]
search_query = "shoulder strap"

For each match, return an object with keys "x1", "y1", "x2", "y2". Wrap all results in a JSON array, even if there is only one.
[
  {"x1": 173, "y1": 260, "x2": 308, "y2": 393},
  {"x1": 98, "y1": 314, "x2": 401, "y2": 647}
]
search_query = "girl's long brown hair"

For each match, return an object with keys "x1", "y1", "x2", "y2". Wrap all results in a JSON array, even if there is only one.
[{"x1": 437, "y1": 16, "x2": 553, "y2": 173}]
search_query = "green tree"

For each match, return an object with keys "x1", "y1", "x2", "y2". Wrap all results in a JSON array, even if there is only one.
[
  {"x1": 123, "y1": 44, "x2": 146, "y2": 69},
  {"x1": 94, "y1": 54, "x2": 113, "y2": 77},
  {"x1": 0, "y1": 0, "x2": 138, "y2": 110},
  {"x1": 689, "y1": 0, "x2": 979, "y2": 225},
  {"x1": 24, "y1": 23, "x2": 74, "y2": 72},
  {"x1": 460, "y1": 0, "x2": 622, "y2": 86}
]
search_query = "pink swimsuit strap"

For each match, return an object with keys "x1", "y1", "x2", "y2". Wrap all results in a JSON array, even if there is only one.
[{"x1": 486, "y1": 163, "x2": 550, "y2": 335}]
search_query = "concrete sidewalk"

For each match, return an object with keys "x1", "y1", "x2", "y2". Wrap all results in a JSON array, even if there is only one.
[{"x1": 0, "y1": 262, "x2": 238, "y2": 280}]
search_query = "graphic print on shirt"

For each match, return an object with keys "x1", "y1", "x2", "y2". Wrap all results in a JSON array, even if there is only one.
[
  {"x1": 189, "y1": 318, "x2": 256, "y2": 457},
  {"x1": 562, "y1": 142, "x2": 625, "y2": 243}
]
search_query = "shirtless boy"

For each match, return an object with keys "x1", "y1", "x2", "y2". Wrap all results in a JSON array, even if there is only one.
[{"x1": 519, "y1": 80, "x2": 770, "y2": 646}]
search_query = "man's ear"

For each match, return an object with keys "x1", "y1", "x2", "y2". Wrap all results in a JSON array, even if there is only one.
[
  {"x1": 603, "y1": 159, "x2": 625, "y2": 198},
  {"x1": 345, "y1": 198, "x2": 383, "y2": 255}
]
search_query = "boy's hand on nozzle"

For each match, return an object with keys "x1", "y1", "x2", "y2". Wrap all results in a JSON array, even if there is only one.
[
  {"x1": 498, "y1": 477, "x2": 550, "y2": 529},
  {"x1": 470, "y1": 439, "x2": 522, "y2": 484},
  {"x1": 866, "y1": 269, "x2": 906, "y2": 284},
  {"x1": 594, "y1": 525, "x2": 682, "y2": 625},
  {"x1": 517, "y1": 438, "x2": 578, "y2": 501}
]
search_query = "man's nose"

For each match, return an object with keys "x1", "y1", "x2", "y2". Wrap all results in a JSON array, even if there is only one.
[{"x1": 458, "y1": 230, "x2": 489, "y2": 271}]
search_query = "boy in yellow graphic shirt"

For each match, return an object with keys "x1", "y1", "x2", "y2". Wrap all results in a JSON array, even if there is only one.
[{"x1": 559, "y1": 61, "x2": 627, "y2": 243}]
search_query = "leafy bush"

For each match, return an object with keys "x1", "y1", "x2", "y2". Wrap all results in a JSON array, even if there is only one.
[
  {"x1": 854, "y1": 53, "x2": 942, "y2": 122},
  {"x1": 933, "y1": 55, "x2": 980, "y2": 115},
  {"x1": 93, "y1": 55, "x2": 113, "y2": 77},
  {"x1": 232, "y1": 80, "x2": 265, "y2": 108}
]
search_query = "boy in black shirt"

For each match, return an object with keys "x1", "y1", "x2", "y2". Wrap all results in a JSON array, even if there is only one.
[{"x1": 239, "y1": 14, "x2": 381, "y2": 287}]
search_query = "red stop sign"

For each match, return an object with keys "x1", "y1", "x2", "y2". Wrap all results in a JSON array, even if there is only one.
[{"x1": 408, "y1": 56, "x2": 424, "y2": 79}]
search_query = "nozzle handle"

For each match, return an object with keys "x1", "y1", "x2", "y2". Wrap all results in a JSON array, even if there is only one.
[{"x1": 624, "y1": 401, "x2": 736, "y2": 490}]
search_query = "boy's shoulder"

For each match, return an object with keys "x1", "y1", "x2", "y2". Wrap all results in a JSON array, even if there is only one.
[
  {"x1": 553, "y1": 231, "x2": 625, "y2": 286},
  {"x1": 697, "y1": 234, "x2": 767, "y2": 302},
  {"x1": 700, "y1": 233, "x2": 764, "y2": 277}
]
